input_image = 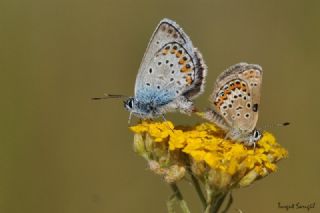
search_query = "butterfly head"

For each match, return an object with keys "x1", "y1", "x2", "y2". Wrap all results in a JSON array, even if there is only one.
[
  {"x1": 124, "y1": 97, "x2": 158, "y2": 118},
  {"x1": 250, "y1": 129, "x2": 262, "y2": 143},
  {"x1": 227, "y1": 128, "x2": 262, "y2": 147},
  {"x1": 124, "y1": 97, "x2": 136, "y2": 112}
]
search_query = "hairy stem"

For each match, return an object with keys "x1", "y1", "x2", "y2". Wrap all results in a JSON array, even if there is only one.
[
  {"x1": 188, "y1": 169, "x2": 206, "y2": 209},
  {"x1": 204, "y1": 186, "x2": 214, "y2": 213},
  {"x1": 210, "y1": 192, "x2": 228, "y2": 213},
  {"x1": 221, "y1": 192, "x2": 233, "y2": 213},
  {"x1": 170, "y1": 183, "x2": 191, "y2": 213},
  {"x1": 166, "y1": 194, "x2": 176, "y2": 213}
]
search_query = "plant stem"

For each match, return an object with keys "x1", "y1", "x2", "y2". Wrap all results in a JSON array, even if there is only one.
[
  {"x1": 204, "y1": 186, "x2": 214, "y2": 213},
  {"x1": 210, "y1": 192, "x2": 227, "y2": 213},
  {"x1": 166, "y1": 194, "x2": 176, "y2": 213},
  {"x1": 188, "y1": 169, "x2": 206, "y2": 209},
  {"x1": 221, "y1": 192, "x2": 233, "y2": 213},
  {"x1": 170, "y1": 183, "x2": 191, "y2": 213}
]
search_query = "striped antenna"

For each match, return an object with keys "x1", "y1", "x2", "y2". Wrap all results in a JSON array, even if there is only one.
[
  {"x1": 259, "y1": 122, "x2": 290, "y2": 131},
  {"x1": 91, "y1": 94, "x2": 127, "y2": 100}
]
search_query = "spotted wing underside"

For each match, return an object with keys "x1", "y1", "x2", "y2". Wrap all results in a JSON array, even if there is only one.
[
  {"x1": 210, "y1": 63, "x2": 263, "y2": 132},
  {"x1": 134, "y1": 19, "x2": 206, "y2": 105}
]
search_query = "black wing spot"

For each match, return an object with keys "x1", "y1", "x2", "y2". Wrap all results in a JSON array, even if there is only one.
[
  {"x1": 149, "y1": 68, "x2": 152, "y2": 74},
  {"x1": 157, "y1": 86, "x2": 161, "y2": 89},
  {"x1": 146, "y1": 83, "x2": 150, "y2": 86},
  {"x1": 158, "y1": 62, "x2": 162, "y2": 66},
  {"x1": 166, "y1": 60, "x2": 169, "y2": 64}
]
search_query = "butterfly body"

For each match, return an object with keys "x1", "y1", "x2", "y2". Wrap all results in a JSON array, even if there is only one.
[
  {"x1": 205, "y1": 63, "x2": 263, "y2": 146},
  {"x1": 125, "y1": 18, "x2": 207, "y2": 119}
]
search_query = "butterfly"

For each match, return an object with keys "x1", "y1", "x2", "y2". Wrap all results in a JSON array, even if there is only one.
[
  {"x1": 204, "y1": 63, "x2": 263, "y2": 146},
  {"x1": 122, "y1": 18, "x2": 207, "y2": 120}
]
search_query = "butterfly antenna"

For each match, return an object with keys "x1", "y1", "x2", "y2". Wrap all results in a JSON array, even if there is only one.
[
  {"x1": 259, "y1": 122, "x2": 290, "y2": 131},
  {"x1": 91, "y1": 94, "x2": 127, "y2": 100}
]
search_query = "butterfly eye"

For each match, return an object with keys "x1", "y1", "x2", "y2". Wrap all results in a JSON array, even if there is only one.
[
  {"x1": 124, "y1": 98, "x2": 134, "y2": 109},
  {"x1": 253, "y1": 130, "x2": 261, "y2": 141}
]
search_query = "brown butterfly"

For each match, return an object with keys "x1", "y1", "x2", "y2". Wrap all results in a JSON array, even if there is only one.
[{"x1": 205, "y1": 63, "x2": 263, "y2": 146}]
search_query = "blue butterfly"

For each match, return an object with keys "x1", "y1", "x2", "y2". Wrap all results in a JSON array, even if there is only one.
[
  {"x1": 124, "y1": 19, "x2": 207, "y2": 119},
  {"x1": 95, "y1": 18, "x2": 207, "y2": 121}
]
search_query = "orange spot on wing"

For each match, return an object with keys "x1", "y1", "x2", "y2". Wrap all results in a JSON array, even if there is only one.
[
  {"x1": 180, "y1": 66, "x2": 190, "y2": 72},
  {"x1": 186, "y1": 76, "x2": 193, "y2": 85},
  {"x1": 217, "y1": 100, "x2": 224, "y2": 108},
  {"x1": 162, "y1": 50, "x2": 168, "y2": 55},
  {"x1": 240, "y1": 83, "x2": 247, "y2": 92},
  {"x1": 179, "y1": 58, "x2": 185, "y2": 65},
  {"x1": 221, "y1": 95, "x2": 228, "y2": 100}
]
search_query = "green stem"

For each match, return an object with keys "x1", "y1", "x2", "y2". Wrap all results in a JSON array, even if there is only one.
[
  {"x1": 166, "y1": 194, "x2": 176, "y2": 213},
  {"x1": 188, "y1": 169, "x2": 206, "y2": 209},
  {"x1": 221, "y1": 192, "x2": 233, "y2": 213},
  {"x1": 204, "y1": 186, "x2": 214, "y2": 213},
  {"x1": 204, "y1": 203, "x2": 212, "y2": 213},
  {"x1": 170, "y1": 183, "x2": 191, "y2": 213},
  {"x1": 210, "y1": 192, "x2": 227, "y2": 213}
]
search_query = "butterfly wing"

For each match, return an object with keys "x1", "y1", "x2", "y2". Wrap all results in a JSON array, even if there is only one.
[
  {"x1": 134, "y1": 19, "x2": 207, "y2": 108},
  {"x1": 210, "y1": 63, "x2": 263, "y2": 133}
]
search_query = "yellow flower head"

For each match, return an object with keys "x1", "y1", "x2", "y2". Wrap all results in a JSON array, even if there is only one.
[{"x1": 130, "y1": 121, "x2": 288, "y2": 189}]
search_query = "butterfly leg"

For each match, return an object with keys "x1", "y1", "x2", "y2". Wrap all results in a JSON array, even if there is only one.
[
  {"x1": 176, "y1": 97, "x2": 195, "y2": 115},
  {"x1": 161, "y1": 114, "x2": 174, "y2": 131},
  {"x1": 244, "y1": 140, "x2": 256, "y2": 149},
  {"x1": 128, "y1": 112, "x2": 133, "y2": 124},
  {"x1": 161, "y1": 114, "x2": 167, "y2": 122},
  {"x1": 203, "y1": 109, "x2": 229, "y2": 130},
  {"x1": 158, "y1": 97, "x2": 193, "y2": 115}
]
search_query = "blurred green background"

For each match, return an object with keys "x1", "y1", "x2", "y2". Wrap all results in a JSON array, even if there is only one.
[{"x1": 1, "y1": 0, "x2": 319, "y2": 212}]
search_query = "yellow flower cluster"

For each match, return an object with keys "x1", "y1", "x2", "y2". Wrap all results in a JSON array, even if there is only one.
[{"x1": 130, "y1": 121, "x2": 288, "y2": 188}]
